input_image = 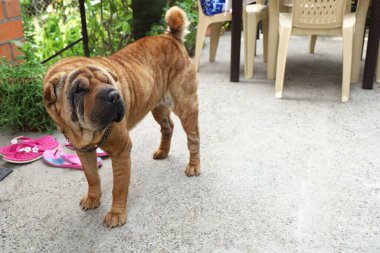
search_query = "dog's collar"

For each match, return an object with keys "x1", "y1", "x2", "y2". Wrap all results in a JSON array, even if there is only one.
[{"x1": 61, "y1": 124, "x2": 112, "y2": 153}]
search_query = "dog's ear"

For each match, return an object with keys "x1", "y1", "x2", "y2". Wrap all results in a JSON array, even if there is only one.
[{"x1": 43, "y1": 72, "x2": 67, "y2": 106}]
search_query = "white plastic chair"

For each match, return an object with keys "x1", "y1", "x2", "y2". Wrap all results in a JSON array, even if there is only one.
[
  {"x1": 307, "y1": 0, "x2": 353, "y2": 54},
  {"x1": 194, "y1": 0, "x2": 232, "y2": 70},
  {"x1": 306, "y1": 0, "x2": 371, "y2": 84},
  {"x1": 243, "y1": 0, "x2": 268, "y2": 78},
  {"x1": 195, "y1": 0, "x2": 265, "y2": 72},
  {"x1": 303, "y1": 1, "x2": 374, "y2": 87},
  {"x1": 275, "y1": 0, "x2": 356, "y2": 102}
]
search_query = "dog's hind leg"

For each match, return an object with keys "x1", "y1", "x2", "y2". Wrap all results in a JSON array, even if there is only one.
[
  {"x1": 151, "y1": 104, "x2": 174, "y2": 160},
  {"x1": 173, "y1": 95, "x2": 200, "y2": 177}
]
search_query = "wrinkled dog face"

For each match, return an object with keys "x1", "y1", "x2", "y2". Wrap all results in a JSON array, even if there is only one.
[{"x1": 43, "y1": 65, "x2": 125, "y2": 144}]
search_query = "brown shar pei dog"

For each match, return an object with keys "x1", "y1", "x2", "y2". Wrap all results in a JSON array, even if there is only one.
[{"x1": 43, "y1": 7, "x2": 200, "y2": 228}]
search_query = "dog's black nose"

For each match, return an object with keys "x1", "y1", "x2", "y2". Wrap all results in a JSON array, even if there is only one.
[{"x1": 109, "y1": 90, "x2": 120, "y2": 104}]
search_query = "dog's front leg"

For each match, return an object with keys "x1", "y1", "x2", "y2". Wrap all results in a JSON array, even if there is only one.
[
  {"x1": 103, "y1": 138, "x2": 132, "y2": 228},
  {"x1": 77, "y1": 151, "x2": 102, "y2": 210}
]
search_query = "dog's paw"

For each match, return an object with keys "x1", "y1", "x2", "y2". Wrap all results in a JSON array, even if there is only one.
[
  {"x1": 153, "y1": 149, "x2": 169, "y2": 160},
  {"x1": 103, "y1": 210, "x2": 126, "y2": 228},
  {"x1": 80, "y1": 195, "x2": 100, "y2": 210},
  {"x1": 185, "y1": 163, "x2": 200, "y2": 177}
]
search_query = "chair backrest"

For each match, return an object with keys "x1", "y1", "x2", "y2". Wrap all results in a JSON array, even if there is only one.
[
  {"x1": 283, "y1": 0, "x2": 352, "y2": 13},
  {"x1": 292, "y1": 0, "x2": 347, "y2": 29}
]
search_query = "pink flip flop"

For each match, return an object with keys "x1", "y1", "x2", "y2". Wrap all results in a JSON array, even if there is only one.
[
  {"x1": 2, "y1": 142, "x2": 46, "y2": 164},
  {"x1": 65, "y1": 140, "x2": 108, "y2": 157},
  {"x1": 0, "y1": 136, "x2": 59, "y2": 156},
  {"x1": 42, "y1": 147, "x2": 103, "y2": 170},
  {"x1": 95, "y1": 148, "x2": 108, "y2": 157}
]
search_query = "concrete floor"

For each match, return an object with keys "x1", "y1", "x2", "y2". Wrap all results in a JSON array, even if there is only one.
[{"x1": 1, "y1": 32, "x2": 380, "y2": 253}]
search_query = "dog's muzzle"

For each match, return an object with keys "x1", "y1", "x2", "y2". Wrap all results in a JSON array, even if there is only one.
[
  {"x1": 92, "y1": 88, "x2": 125, "y2": 129},
  {"x1": 107, "y1": 90, "x2": 125, "y2": 122}
]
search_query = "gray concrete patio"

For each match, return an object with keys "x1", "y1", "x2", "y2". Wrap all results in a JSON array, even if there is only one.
[{"x1": 1, "y1": 32, "x2": 380, "y2": 253}]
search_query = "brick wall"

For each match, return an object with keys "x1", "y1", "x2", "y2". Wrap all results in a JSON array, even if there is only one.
[{"x1": 0, "y1": 0, "x2": 24, "y2": 61}]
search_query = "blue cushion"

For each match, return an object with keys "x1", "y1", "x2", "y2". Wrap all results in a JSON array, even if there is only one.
[{"x1": 200, "y1": 0, "x2": 226, "y2": 16}]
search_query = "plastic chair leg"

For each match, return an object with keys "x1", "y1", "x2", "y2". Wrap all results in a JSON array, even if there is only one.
[
  {"x1": 351, "y1": 23, "x2": 367, "y2": 83},
  {"x1": 267, "y1": 9, "x2": 279, "y2": 80},
  {"x1": 209, "y1": 23, "x2": 223, "y2": 62},
  {"x1": 244, "y1": 14, "x2": 258, "y2": 79},
  {"x1": 262, "y1": 17, "x2": 269, "y2": 63},
  {"x1": 243, "y1": 10, "x2": 248, "y2": 74},
  {"x1": 194, "y1": 18, "x2": 209, "y2": 71},
  {"x1": 342, "y1": 26, "x2": 354, "y2": 102},
  {"x1": 275, "y1": 25, "x2": 292, "y2": 98},
  {"x1": 308, "y1": 35, "x2": 317, "y2": 54},
  {"x1": 350, "y1": 0, "x2": 371, "y2": 83}
]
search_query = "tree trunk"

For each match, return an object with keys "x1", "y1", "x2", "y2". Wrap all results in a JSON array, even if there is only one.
[{"x1": 132, "y1": 0, "x2": 167, "y2": 40}]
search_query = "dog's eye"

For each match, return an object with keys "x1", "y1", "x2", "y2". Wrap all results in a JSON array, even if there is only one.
[
  {"x1": 73, "y1": 78, "x2": 89, "y2": 94},
  {"x1": 75, "y1": 84, "x2": 86, "y2": 94},
  {"x1": 94, "y1": 71, "x2": 109, "y2": 84}
]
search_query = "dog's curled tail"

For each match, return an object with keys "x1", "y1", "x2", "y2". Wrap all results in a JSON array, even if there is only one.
[{"x1": 165, "y1": 6, "x2": 190, "y2": 43}]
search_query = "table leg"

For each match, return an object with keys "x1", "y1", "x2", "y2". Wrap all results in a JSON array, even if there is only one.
[
  {"x1": 362, "y1": 0, "x2": 380, "y2": 89},
  {"x1": 230, "y1": 0, "x2": 243, "y2": 82}
]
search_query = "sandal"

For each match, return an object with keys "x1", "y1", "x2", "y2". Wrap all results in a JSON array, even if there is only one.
[
  {"x1": 0, "y1": 136, "x2": 59, "y2": 156},
  {"x1": 95, "y1": 148, "x2": 108, "y2": 157},
  {"x1": 42, "y1": 146, "x2": 103, "y2": 170},
  {"x1": 65, "y1": 140, "x2": 108, "y2": 157},
  {"x1": 2, "y1": 142, "x2": 46, "y2": 164}
]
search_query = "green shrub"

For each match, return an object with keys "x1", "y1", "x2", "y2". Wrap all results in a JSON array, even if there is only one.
[
  {"x1": 0, "y1": 60, "x2": 56, "y2": 132},
  {"x1": 20, "y1": 0, "x2": 133, "y2": 62},
  {"x1": 86, "y1": 0, "x2": 133, "y2": 56},
  {"x1": 20, "y1": 0, "x2": 83, "y2": 63}
]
